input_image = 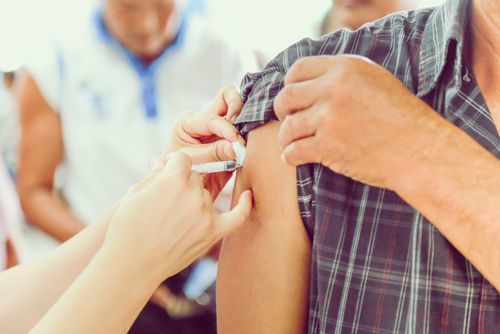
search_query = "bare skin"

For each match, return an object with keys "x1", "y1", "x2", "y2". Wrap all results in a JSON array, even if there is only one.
[
  {"x1": 217, "y1": 122, "x2": 311, "y2": 334},
  {"x1": 17, "y1": 73, "x2": 85, "y2": 242},
  {"x1": 29, "y1": 153, "x2": 251, "y2": 334}
]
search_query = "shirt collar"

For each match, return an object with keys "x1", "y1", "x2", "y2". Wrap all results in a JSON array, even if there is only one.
[{"x1": 417, "y1": 0, "x2": 471, "y2": 97}]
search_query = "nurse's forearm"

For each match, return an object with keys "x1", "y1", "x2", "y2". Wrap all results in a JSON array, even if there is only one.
[
  {"x1": 0, "y1": 205, "x2": 116, "y2": 334},
  {"x1": 396, "y1": 124, "x2": 500, "y2": 291},
  {"x1": 30, "y1": 246, "x2": 158, "y2": 334},
  {"x1": 19, "y1": 187, "x2": 86, "y2": 242}
]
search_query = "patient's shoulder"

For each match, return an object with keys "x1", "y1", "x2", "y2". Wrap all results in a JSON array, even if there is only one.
[
  {"x1": 233, "y1": 8, "x2": 434, "y2": 134},
  {"x1": 236, "y1": 120, "x2": 316, "y2": 236},
  {"x1": 236, "y1": 121, "x2": 299, "y2": 222}
]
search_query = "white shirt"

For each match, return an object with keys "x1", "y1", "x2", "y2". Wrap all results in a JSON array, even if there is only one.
[
  {"x1": 0, "y1": 157, "x2": 24, "y2": 268},
  {"x1": 0, "y1": 82, "x2": 19, "y2": 174},
  {"x1": 26, "y1": 6, "x2": 257, "y2": 224}
]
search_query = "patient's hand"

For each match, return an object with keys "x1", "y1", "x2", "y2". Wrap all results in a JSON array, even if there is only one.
[
  {"x1": 274, "y1": 55, "x2": 446, "y2": 190},
  {"x1": 163, "y1": 85, "x2": 245, "y2": 199}
]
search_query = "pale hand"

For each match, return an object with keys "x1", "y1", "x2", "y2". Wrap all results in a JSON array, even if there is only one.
[
  {"x1": 164, "y1": 84, "x2": 244, "y2": 199},
  {"x1": 101, "y1": 152, "x2": 252, "y2": 284}
]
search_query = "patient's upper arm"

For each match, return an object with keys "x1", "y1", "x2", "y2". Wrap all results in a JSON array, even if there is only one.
[{"x1": 217, "y1": 121, "x2": 311, "y2": 333}]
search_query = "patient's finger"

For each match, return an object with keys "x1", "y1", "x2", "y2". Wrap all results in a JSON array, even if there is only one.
[
  {"x1": 281, "y1": 136, "x2": 321, "y2": 167},
  {"x1": 278, "y1": 110, "x2": 317, "y2": 149},
  {"x1": 274, "y1": 80, "x2": 319, "y2": 121},
  {"x1": 284, "y1": 56, "x2": 335, "y2": 84},
  {"x1": 285, "y1": 55, "x2": 375, "y2": 85}
]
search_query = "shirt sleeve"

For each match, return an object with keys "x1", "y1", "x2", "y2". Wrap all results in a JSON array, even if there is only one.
[
  {"x1": 233, "y1": 61, "x2": 316, "y2": 236},
  {"x1": 231, "y1": 35, "x2": 332, "y2": 237},
  {"x1": 230, "y1": 24, "x2": 407, "y2": 236}
]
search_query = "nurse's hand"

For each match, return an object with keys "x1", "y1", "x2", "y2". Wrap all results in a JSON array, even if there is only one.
[
  {"x1": 101, "y1": 152, "x2": 252, "y2": 284},
  {"x1": 164, "y1": 85, "x2": 244, "y2": 199}
]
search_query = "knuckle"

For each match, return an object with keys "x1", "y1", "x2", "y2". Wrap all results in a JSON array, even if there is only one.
[
  {"x1": 290, "y1": 58, "x2": 306, "y2": 76},
  {"x1": 285, "y1": 114, "x2": 298, "y2": 137},
  {"x1": 317, "y1": 106, "x2": 332, "y2": 124},
  {"x1": 336, "y1": 65, "x2": 351, "y2": 82},
  {"x1": 210, "y1": 142, "x2": 226, "y2": 161},
  {"x1": 198, "y1": 213, "x2": 214, "y2": 233},
  {"x1": 282, "y1": 85, "x2": 295, "y2": 108},
  {"x1": 186, "y1": 188, "x2": 204, "y2": 211},
  {"x1": 171, "y1": 151, "x2": 190, "y2": 163},
  {"x1": 178, "y1": 110, "x2": 193, "y2": 119},
  {"x1": 194, "y1": 195, "x2": 206, "y2": 212},
  {"x1": 176, "y1": 111, "x2": 193, "y2": 124}
]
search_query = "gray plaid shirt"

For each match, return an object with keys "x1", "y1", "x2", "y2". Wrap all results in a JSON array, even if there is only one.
[{"x1": 234, "y1": 0, "x2": 500, "y2": 332}]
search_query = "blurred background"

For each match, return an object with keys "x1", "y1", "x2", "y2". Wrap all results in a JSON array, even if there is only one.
[{"x1": 0, "y1": 0, "x2": 445, "y2": 72}]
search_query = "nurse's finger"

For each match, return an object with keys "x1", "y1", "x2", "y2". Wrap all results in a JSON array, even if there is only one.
[
  {"x1": 179, "y1": 140, "x2": 235, "y2": 164},
  {"x1": 214, "y1": 190, "x2": 252, "y2": 238},
  {"x1": 181, "y1": 114, "x2": 239, "y2": 142},
  {"x1": 149, "y1": 156, "x2": 166, "y2": 173},
  {"x1": 160, "y1": 152, "x2": 193, "y2": 179},
  {"x1": 128, "y1": 156, "x2": 167, "y2": 193},
  {"x1": 210, "y1": 85, "x2": 243, "y2": 119}
]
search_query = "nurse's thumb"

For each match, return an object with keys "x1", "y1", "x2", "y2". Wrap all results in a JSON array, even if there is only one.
[
  {"x1": 204, "y1": 140, "x2": 235, "y2": 163},
  {"x1": 178, "y1": 140, "x2": 235, "y2": 164},
  {"x1": 214, "y1": 190, "x2": 253, "y2": 238}
]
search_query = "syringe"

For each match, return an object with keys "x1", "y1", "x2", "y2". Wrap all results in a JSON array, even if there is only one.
[
  {"x1": 191, "y1": 160, "x2": 239, "y2": 173},
  {"x1": 191, "y1": 142, "x2": 246, "y2": 174}
]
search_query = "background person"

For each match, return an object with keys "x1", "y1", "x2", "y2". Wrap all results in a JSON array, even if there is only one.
[
  {"x1": 0, "y1": 155, "x2": 24, "y2": 272},
  {"x1": 17, "y1": 0, "x2": 256, "y2": 331},
  {"x1": 320, "y1": 0, "x2": 420, "y2": 35},
  {"x1": 0, "y1": 83, "x2": 248, "y2": 334}
]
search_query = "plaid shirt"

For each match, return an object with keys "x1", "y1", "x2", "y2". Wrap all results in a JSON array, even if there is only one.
[{"x1": 234, "y1": 0, "x2": 500, "y2": 332}]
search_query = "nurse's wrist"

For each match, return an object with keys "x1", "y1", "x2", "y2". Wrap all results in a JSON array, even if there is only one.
[{"x1": 94, "y1": 244, "x2": 164, "y2": 291}]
